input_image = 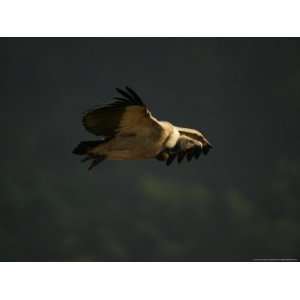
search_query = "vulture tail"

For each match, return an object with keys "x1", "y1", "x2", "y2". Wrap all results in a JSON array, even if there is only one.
[{"x1": 72, "y1": 140, "x2": 103, "y2": 155}]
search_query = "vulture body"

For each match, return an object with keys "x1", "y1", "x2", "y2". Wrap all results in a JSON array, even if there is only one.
[{"x1": 73, "y1": 87, "x2": 212, "y2": 170}]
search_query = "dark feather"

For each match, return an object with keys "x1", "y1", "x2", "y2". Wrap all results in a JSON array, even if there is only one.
[
  {"x1": 72, "y1": 140, "x2": 102, "y2": 155},
  {"x1": 156, "y1": 151, "x2": 169, "y2": 161},
  {"x1": 166, "y1": 153, "x2": 176, "y2": 166},
  {"x1": 82, "y1": 107, "x2": 126, "y2": 136},
  {"x1": 125, "y1": 86, "x2": 144, "y2": 105},
  {"x1": 194, "y1": 147, "x2": 202, "y2": 159},
  {"x1": 186, "y1": 149, "x2": 194, "y2": 161},
  {"x1": 81, "y1": 156, "x2": 93, "y2": 162},
  {"x1": 177, "y1": 152, "x2": 186, "y2": 163},
  {"x1": 115, "y1": 88, "x2": 137, "y2": 105},
  {"x1": 109, "y1": 98, "x2": 130, "y2": 107},
  {"x1": 82, "y1": 87, "x2": 146, "y2": 137},
  {"x1": 203, "y1": 144, "x2": 212, "y2": 155},
  {"x1": 88, "y1": 155, "x2": 106, "y2": 171}
]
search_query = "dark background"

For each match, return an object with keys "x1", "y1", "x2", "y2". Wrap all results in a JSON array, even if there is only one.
[{"x1": 0, "y1": 38, "x2": 299, "y2": 261}]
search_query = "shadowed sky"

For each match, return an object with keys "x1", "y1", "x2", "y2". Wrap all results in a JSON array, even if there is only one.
[{"x1": 0, "y1": 38, "x2": 299, "y2": 261}]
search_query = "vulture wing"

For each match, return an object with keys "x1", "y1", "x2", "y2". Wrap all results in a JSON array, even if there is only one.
[
  {"x1": 176, "y1": 126, "x2": 212, "y2": 154},
  {"x1": 82, "y1": 87, "x2": 163, "y2": 138},
  {"x1": 164, "y1": 135, "x2": 204, "y2": 166},
  {"x1": 157, "y1": 131, "x2": 213, "y2": 166}
]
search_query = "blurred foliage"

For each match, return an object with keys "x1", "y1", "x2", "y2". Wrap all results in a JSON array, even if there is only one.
[{"x1": 0, "y1": 158, "x2": 300, "y2": 261}]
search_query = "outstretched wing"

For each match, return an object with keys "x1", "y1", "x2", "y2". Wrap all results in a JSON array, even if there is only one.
[
  {"x1": 166, "y1": 135, "x2": 205, "y2": 166},
  {"x1": 157, "y1": 133, "x2": 213, "y2": 166},
  {"x1": 82, "y1": 87, "x2": 163, "y2": 138},
  {"x1": 176, "y1": 126, "x2": 212, "y2": 153}
]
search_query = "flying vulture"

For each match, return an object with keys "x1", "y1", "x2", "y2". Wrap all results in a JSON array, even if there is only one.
[{"x1": 73, "y1": 87, "x2": 212, "y2": 170}]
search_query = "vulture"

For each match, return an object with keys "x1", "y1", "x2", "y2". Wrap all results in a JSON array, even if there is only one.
[{"x1": 73, "y1": 87, "x2": 212, "y2": 170}]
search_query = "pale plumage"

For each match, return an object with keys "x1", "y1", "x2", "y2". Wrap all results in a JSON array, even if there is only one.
[{"x1": 73, "y1": 87, "x2": 212, "y2": 170}]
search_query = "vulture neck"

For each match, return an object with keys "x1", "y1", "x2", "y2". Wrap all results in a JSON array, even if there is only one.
[{"x1": 160, "y1": 121, "x2": 180, "y2": 148}]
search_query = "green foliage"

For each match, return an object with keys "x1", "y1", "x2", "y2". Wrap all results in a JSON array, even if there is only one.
[{"x1": 1, "y1": 158, "x2": 300, "y2": 260}]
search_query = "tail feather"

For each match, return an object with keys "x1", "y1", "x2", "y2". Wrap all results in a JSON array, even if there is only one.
[{"x1": 72, "y1": 140, "x2": 101, "y2": 155}]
